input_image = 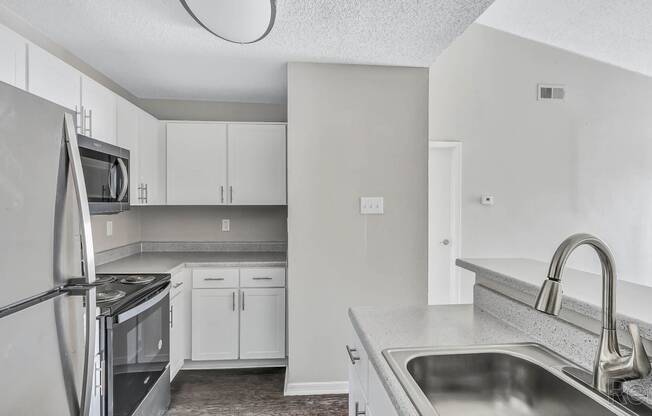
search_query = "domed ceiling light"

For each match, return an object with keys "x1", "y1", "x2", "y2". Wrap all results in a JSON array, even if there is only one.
[{"x1": 180, "y1": 0, "x2": 276, "y2": 44}]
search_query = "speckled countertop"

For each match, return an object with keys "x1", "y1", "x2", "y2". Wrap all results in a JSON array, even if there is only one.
[
  {"x1": 348, "y1": 305, "x2": 533, "y2": 416},
  {"x1": 96, "y1": 251, "x2": 287, "y2": 275}
]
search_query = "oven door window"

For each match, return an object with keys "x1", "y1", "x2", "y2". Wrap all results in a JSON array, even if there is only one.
[
  {"x1": 110, "y1": 295, "x2": 169, "y2": 416},
  {"x1": 80, "y1": 147, "x2": 127, "y2": 203}
]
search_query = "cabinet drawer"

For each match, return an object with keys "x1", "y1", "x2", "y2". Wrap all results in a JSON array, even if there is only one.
[
  {"x1": 193, "y1": 268, "x2": 239, "y2": 288},
  {"x1": 240, "y1": 267, "x2": 285, "y2": 287}
]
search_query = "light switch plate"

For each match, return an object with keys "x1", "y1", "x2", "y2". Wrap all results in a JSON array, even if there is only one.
[
  {"x1": 221, "y1": 219, "x2": 231, "y2": 232},
  {"x1": 360, "y1": 197, "x2": 384, "y2": 215},
  {"x1": 106, "y1": 221, "x2": 113, "y2": 237}
]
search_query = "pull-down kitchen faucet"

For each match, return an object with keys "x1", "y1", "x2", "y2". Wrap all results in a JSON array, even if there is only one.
[{"x1": 534, "y1": 233, "x2": 651, "y2": 395}]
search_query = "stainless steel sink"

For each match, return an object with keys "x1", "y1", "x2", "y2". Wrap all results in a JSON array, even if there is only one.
[{"x1": 383, "y1": 343, "x2": 652, "y2": 416}]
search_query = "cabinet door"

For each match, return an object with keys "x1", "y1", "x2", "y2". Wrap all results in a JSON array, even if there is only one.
[
  {"x1": 239, "y1": 288, "x2": 285, "y2": 359},
  {"x1": 81, "y1": 75, "x2": 116, "y2": 143},
  {"x1": 349, "y1": 363, "x2": 368, "y2": 416},
  {"x1": 116, "y1": 97, "x2": 141, "y2": 205},
  {"x1": 28, "y1": 44, "x2": 80, "y2": 111},
  {"x1": 167, "y1": 122, "x2": 228, "y2": 205},
  {"x1": 227, "y1": 124, "x2": 286, "y2": 205},
  {"x1": 170, "y1": 293, "x2": 185, "y2": 380},
  {"x1": 139, "y1": 112, "x2": 165, "y2": 205},
  {"x1": 0, "y1": 24, "x2": 26, "y2": 89},
  {"x1": 191, "y1": 289, "x2": 239, "y2": 360}
]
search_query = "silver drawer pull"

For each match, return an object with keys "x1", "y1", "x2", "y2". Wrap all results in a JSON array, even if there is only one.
[
  {"x1": 204, "y1": 277, "x2": 225, "y2": 281},
  {"x1": 173, "y1": 282, "x2": 184, "y2": 288},
  {"x1": 346, "y1": 345, "x2": 360, "y2": 364},
  {"x1": 252, "y1": 277, "x2": 273, "y2": 280}
]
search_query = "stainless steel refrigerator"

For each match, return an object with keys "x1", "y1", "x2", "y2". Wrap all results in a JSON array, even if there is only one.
[{"x1": 0, "y1": 81, "x2": 99, "y2": 415}]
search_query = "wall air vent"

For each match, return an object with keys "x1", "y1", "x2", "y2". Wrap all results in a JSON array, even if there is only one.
[{"x1": 538, "y1": 84, "x2": 565, "y2": 101}]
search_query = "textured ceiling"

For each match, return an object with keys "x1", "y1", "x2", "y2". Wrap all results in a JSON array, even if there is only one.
[
  {"x1": 0, "y1": 0, "x2": 493, "y2": 103},
  {"x1": 478, "y1": 0, "x2": 652, "y2": 78}
]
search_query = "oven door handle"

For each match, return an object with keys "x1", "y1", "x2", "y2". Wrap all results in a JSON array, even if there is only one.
[
  {"x1": 116, "y1": 158, "x2": 129, "y2": 202},
  {"x1": 116, "y1": 284, "x2": 170, "y2": 324}
]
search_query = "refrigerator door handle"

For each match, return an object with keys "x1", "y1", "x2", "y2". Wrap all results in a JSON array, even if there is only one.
[{"x1": 63, "y1": 113, "x2": 97, "y2": 416}]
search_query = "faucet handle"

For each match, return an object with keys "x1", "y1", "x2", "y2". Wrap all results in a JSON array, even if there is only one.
[{"x1": 627, "y1": 323, "x2": 652, "y2": 377}]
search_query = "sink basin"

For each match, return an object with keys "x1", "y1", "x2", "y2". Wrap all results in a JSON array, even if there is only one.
[{"x1": 383, "y1": 343, "x2": 652, "y2": 416}]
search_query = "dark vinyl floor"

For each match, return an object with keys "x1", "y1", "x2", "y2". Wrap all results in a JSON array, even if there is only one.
[{"x1": 167, "y1": 368, "x2": 348, "y2": 416}]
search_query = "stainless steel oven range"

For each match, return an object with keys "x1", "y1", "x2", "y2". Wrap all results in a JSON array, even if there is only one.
[{"x1": 95, "y1": 273, "x2": 171, "y2": 416}]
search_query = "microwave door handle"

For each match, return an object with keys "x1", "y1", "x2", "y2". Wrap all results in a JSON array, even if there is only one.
[
  {"x1": 63, "y1": 113, "x2": 97, "y2": 416},
  {"x1": 117, "y1": 158, "x2": 129, "y2": 202},
  {"x1": 108, "y1": 161, "x2": 117, "y2": 199}
]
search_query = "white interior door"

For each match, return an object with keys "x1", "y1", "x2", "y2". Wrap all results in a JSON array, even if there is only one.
[
  {"x1": 428, "y1": 142, "x2": 461, "y2": 305},
  {"x1": 167, "y1": 122, "x2": 227, "y2": 205}
]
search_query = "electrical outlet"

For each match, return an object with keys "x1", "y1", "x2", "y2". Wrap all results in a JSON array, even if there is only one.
[
  {"x1": 360, "y1": 197, "x2": 384, "y2": 215},
  {"x1": 106, "y1": 221, "x2": 113, "y2": 237},
  {"x1": 222, "y1": 219, "x2": 231, "y2": 232}
]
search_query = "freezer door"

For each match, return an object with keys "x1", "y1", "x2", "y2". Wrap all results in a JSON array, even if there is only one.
[{"x1": 0, "y1": 82, "x2": 95, "y2": 414}]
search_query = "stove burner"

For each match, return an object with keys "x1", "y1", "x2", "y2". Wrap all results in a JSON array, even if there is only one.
[
  {"x1": 97, "y1": 289, "x2": 126, "y2": 303},
  {"x1": 93, "y1": 275, "x2": 116, "y2": 285},
  {"x1": 120, "y1": 275, "x2": 156, "y2": 285}
]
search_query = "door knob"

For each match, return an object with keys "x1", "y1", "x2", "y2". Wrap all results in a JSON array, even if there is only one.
[{"x1": 441, "y1": 239, "x2": 450, "y2": 246}]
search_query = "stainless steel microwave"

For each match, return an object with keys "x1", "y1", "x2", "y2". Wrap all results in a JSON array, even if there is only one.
[{"x1": 78, "y1": 134, "x2": 130, "y2": 214}]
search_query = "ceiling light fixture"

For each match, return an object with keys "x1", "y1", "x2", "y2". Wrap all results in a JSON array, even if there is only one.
[{"x1": 179, "y1": 0, "x2": 276, "y2": 44}]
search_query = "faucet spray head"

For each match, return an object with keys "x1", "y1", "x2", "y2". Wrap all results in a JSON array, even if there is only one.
[{"x1": 534, "y1": 279, "x2": 562, "y2": 315}]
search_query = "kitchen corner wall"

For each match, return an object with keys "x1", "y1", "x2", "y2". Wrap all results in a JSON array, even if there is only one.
[
  {"x1": 91, "y1": 206, "x2": 287, "y2": 253},
  {"x1": 429, "y1": 23, "x2": 652, "y2": 295},
  {"x1": 286, "y1": 63, "x2": 428, "y2": 387}
]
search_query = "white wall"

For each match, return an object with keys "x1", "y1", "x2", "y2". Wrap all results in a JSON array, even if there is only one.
[
  {"x1": 430, "y1": 24, "x2": 652, "y2": 297},
  {"x1": 287, "y1": 63, "x2": 428, "y2": 387}
]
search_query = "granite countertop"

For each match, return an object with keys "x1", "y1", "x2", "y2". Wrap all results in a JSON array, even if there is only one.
[
  {"x1": 348, "y1": 304, "x2": 533, "y2": 416},
  {"x1": 96, "y1": 251, "x2": 287, "y2": 274}
]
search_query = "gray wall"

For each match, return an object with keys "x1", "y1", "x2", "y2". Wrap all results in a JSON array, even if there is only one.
[
  {"x1": 91, "y1": 206, "x2": 287, "y2": 253},
  {"x1": 139, "y1": 206, "x2": 287, "y2": 242},
  {"x1": 286, "y1": 63, "x2": 428, "y2": 386},
  {"x1": 430, "y1": 24, "x2": 652, "y2": 293},
  {"x1": 137, "y1": 98, "x2": 286, "y2": 122}
]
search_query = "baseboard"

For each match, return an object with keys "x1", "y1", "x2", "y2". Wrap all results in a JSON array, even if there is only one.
[
  {"x1": 284, "y1": 381, "x2": 349, "y2": 396},
  {"x1": 181, "y1": 358, "x2": 287, "y2": 370}
]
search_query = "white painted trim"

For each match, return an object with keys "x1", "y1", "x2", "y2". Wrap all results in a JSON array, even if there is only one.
[
  {"x1": 284, "y1": 381, "x2": 349, "y2": 396},
  {"x1": 428, "y1": 141, "x2": 463, "y2": 304},
  {"x1": 163, "y1": 120, "x2": 287, "y2": 125}
]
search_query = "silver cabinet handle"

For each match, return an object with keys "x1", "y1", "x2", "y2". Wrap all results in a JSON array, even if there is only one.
[
  {"x1": 173, "y1": 282, "x2": 183, "y2": 289},
  {"x1": 229, "y1": 186, "x2": 233, "y2": 204},
  {"x1": 252, "y1": 277, "x2": 272, "y2": 280},
  {"x1": 83, "y1": 108, "x2": 92, "y2": 136},
  {"x1": 355, "y1": 402, "x2": 365, "y2": 416},
  {"x1": 232, "y1": 291, "x2": 236, "y2": 311},
  {"x1": 170, "y1": 305, "x2": 174, "y2": 328},
  {"x1": 144, "y1": 183, "x2": 148, "y2": 204},
  {"x1": 204, "y1": 277, "x2": 224, "y2": 281},
  {"x1": 241, "y1": 291, "x2": 245, "y2": 311},
  {"x1": 75, "y1": 105, "x2": 82, "y2": 133},
  {"x1": 346, "y1": 345, "x2": 360, "y2": 365},
  {"x1": 220, "y1": 185, "x2": 224, "y2": 204}
]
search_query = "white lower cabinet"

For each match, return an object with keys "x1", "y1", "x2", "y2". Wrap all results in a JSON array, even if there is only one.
[
  {"x1": 191, "y1": 288, "x2": 239, "y2": 361},
  {"x1": 240, "y1": 288, "x2": 286, "y2": 359},
  {"x1": 190, "y1": 267, "x2": 286, "y2": 363},
  {"x1": 348, "y1": 325, "x2": 398, "y2": 416},
  {"x1": 170, "y1": 291, "x2": 185, "y2": 380}
]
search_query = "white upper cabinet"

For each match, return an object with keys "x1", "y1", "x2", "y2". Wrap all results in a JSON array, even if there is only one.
[
  {"x1": 28, "y1": 44, "x2": 80, "y2": 111},
  {"x1": 81, "y1": 74, "x2": 116, "y2": 143},
  {"x1": 167, "y1": 122, "x2": 228, "y2": 205},
  {"x1": 0, "y1": 24, "x2": 26, "y2": 90},
  {"x1": 116, "y1": 97, "x2": 140, "y2": 205},
  {"x1": 165, "y1": 122, "x2": 287, "y2": 206},
  {"x1": 138, "y1": 112, "x2": 166, "y2": 205},
  {"x1": 228, "y1": 124, "x2": 287, "y2": 205}
]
